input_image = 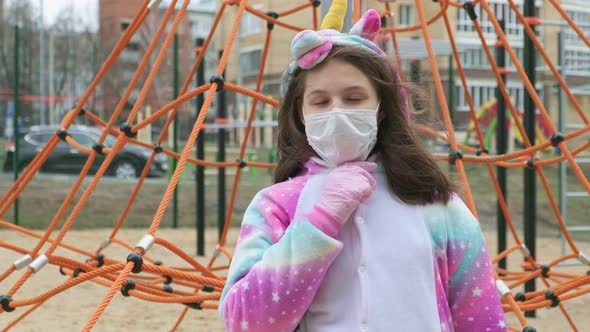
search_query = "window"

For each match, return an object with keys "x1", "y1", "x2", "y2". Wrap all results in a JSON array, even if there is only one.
[
  {"x1": 564, "y1": 9, "x2": 590, "y2": 45},
  {"x1": 399, "y1": 4, "x2": 414, "y2": 26},
  {"x1": 455, "y1": 82, "x2": 527, "y2": 113},
  {"x1": 565, "y1": 48, "x2": 590, "y2": 75},
  {"x1": 190, "y1": 17, "x2": 213, "y2": 37},
  {"x1": 456, "y1": 0, "x2": 542, "y2": 37},
  {"x1": 239, "y1": 48, "x2": 262, "y2": 77},
  {"x1": 70, "y1": 132, "x2": 96, "y2": 148},
  {"x1": 120, "y1": 19, "x2": 131, "y2": 31},
  {"x1": 126, "y1": 41, "x2": 140, "y2": 51},
  {"x1": 26, "y1": 133, "x2": 53, "y2": 146},
  {"x1": 562, "y1": 6, "x2": 590, "y2": 75},
  {"x1": 460, "y1": 49, "x2": 489, "y2": 68},
  {"x1": 240, "y1": 5, "x2": 263, "y2": 36},
  {"x1": 459, "y1": 46, "x2": 525, "y2": 69}
]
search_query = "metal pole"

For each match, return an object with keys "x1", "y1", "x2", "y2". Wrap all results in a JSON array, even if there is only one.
[
  {"x1": 557, "y1": 31, "x2": 567, "y2": 256},
  {"x1": 13, "y1": 25, "x2": 20, "y2": 225},
  {"x1": 195, "y1": 37, "x2": 206, "y2": 256},
  {"x1": 172, "y1": 34, "x2": 180, "y2": 228},
  {"x1": 92, "y1": 40, "x2": 98, "y2": 114},
  {"x1": 523, "y1": 0, "x2": 537, "y2": 315},
  {"x1": 217, "y1": 49, "x2": 226, "y2": 241},
  {"x1": 48, "y1": 31, "x2": 54, "y2": 123},
  {"x1": 495, "y1": 19, "x2": 508, "y2": 272},
  {"x1": 39, "y1": 0, "x2": 45, "y2": 125},
  {"x1": 447, "y1": 55, "x2": 454, "y2": 175},
  {"x1": 448, "y1": 55, "x2": 454, "y2": 126}
]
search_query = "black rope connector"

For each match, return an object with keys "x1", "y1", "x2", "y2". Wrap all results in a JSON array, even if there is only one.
[
  {"x1": 311, "y1": 0, "x2": 321, "y2": 7},
  {"x1": 154, "y1": 260, "x2": 163, "y2": 266},
  {"x1": 209, "y1": 75, "x2": 225, "y2": 92},
  {"x1": 476, "y1": 147, "x2": 489, "y2": 156},
  {"x1": 96, "y1": 254, "x2": 105, "y2": 268},
  {"x1": 121, "y1": 278, "x2": 136, "y2": 297},
  {"x1": 526, "y1": 157, "x2": 538, "y2": 169},
  {"x1": 57, "y1": 129, "x2": 70, "y2": 141},
  {"x1": 515, "y1": 291, "x2": 526, "y2": 302},
  {"x1": 266, "y1": 11, "x2": 279, "y2": 30},
  {"x1": 237, "y1": 159, "x2": 247, "y2": 169},
  {"x1": 78, "y1": 108, "x2": 86, "y2": 116},
  {"x1": 93, "y1": 143, "x2": 106, "y2": 155},
  {"x1": 73, "y1": 268, "x2": 86, "y2": 278},
  {"x1": 184, "y1": 302, "x2": 203, "y2": 310},
  {"x1": 540, "y1": 264, "x2": 550, "y2": 278},
  {"x1": 85, "y1": 253, "x2": 105, "y2": 268},
  {"x1": 586, "y1": 270, "x2": 590, "y2": 276},
  {"x1": 163, "y1": 275, "x2": 173, "y2": 285},
  {"x1": 545, "y1": 290, "x2": 560, "y2": 308},
  {"x1": 126, "y1": 253, "x2": 144, "y2": 274},
  {"x1": 120, "y1": 122, "x2": 137, "y2": 138},
  {"x1": 59, "y1": 266, "x2": 67, "y2": 276},
  {"x1": 463, "y1": 2, "x2": 478, "y2": 21},
  {"x1": 154, "y1": 144, "x2": 163, "y2": 154},
  {"x1": 202, "y1": 284, "x2": 215, "y2": 293},
  {"x1": 0, "y1": 295, "x2": 14, "y2": 312},
  {"x1": 522, "y1": 326, "x2": 537, "y2": 332},
  {"x1": 448, "y1": 150, "x2": 463, "y2": 165},
  {"x1": 550, "y1": 132, "x2": 565, "y2": 147},
  {"x1": 163, "y1": 285, "x2": 173, "y2": 293}
]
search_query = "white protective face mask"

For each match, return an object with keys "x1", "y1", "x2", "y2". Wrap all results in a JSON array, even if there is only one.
[{"x1": 303, "y1": 104, "x2": 379, "y2": 167}]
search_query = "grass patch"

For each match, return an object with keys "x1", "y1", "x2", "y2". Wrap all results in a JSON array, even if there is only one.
[
  {"x1": 0, "y1": 148, "x2": 588, "y2": 243},
  {"x1": 459, "y1": 161, "x2": 590, "y2": 240},
  {"x1": 0, "y1": 169, "x2": 274, "y2": 230}
]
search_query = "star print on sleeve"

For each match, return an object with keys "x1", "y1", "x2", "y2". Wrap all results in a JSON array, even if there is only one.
[
  {"x1": 445, "y1": 197, "x2": 508, "y2": 332},
  {"x1": 218, "y1": 187, "x2": 345, "y2": 332}
]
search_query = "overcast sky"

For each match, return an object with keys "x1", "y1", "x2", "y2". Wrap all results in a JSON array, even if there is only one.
[{"x1": 11, "y1": 0, "x2": 99, "y2": 31}]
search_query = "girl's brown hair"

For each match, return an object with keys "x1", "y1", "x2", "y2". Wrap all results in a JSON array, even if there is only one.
[{"x1": 275, "y1": 46, "x2": 457, "y2": 205}]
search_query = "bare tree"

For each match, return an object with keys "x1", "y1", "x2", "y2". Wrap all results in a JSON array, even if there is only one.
[
  {"x1": 0, "y1": 0, "x2": 98, "y2": 127},
  {"x1": 49, "y1": 5, "x2": 99, "y2": 120},
  {"x1": 99, "y1": 9, "x2": 173, "y2": 120},
  {"x1": 0, "y1": 0, "x2": 41, "y2": 126}
]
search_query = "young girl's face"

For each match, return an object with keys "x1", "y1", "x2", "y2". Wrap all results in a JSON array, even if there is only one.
[{"x1": 301, "y1": 58, "x2": 379, "y2": 117}]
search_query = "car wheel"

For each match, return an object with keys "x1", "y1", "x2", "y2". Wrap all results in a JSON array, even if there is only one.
[{"x1": 113, "y1": 159, "x2": 138, "y2": 179}]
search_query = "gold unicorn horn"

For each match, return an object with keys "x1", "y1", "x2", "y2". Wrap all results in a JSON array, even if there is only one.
[{"x1": 320, "y1": 0, "x2": 347, "y2": 31}]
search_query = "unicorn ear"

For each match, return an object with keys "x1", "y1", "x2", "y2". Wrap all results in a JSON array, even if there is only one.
[
  {"x1": 349, "y1": 9, "x2": 381, "y2": 41},
  {"x1": 320, "y1": 0, "x2": 347, "y2": 31}
]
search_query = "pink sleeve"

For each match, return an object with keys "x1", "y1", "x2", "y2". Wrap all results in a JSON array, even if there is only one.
[{"x1": 219, "y1": 190, "x2": 344, "y2": 332}]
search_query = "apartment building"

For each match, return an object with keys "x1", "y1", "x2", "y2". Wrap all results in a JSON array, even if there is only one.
[
  {"x1": 99, "y1": 0, "x2": 217, "y2": 131},
  {"x1": 217, "y1": 0, "x2": 590, "y2": 139}
]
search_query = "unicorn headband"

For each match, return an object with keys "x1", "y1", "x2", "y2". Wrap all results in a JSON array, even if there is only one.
[{"x1": 280, "y1": 0, "x2": 409, "y2": 117}]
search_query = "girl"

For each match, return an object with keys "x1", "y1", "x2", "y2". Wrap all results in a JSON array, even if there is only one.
[{"x1": 219, "y1": 3, "x2": 507, "y2": 331}]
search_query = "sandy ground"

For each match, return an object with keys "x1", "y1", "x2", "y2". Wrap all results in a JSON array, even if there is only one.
[{"x1": 0, "y1": 227, "x2": 589, "y2": 332}]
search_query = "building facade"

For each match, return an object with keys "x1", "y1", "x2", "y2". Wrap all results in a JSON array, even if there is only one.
[
  {"x1": 216, "y1": 0, "x2": 589, "y2": 147},
  {"x1": 99, "y1": 0, "x2": 217, "y2": 136},
  {"x1": 98, "y1": 1, "x2": 589, "y2": 149}
]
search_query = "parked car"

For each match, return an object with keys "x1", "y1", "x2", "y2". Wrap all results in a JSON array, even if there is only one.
[{"x1": 3, "y1": 125, "x2": 168, "y2": 178}]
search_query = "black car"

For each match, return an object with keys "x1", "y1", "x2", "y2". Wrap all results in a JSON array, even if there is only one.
[{"x1": 3, "y1": 125, "x2": 168, "y2": 178}]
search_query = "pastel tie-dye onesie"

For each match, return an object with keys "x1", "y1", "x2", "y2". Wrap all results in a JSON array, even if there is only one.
[{"x1": 219, "y1": 159, "x2": 507, "y2": 331}]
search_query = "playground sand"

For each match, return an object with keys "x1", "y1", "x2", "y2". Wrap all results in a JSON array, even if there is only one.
[{"x1": 1, "y1": 228, "x2": 589, "y2": 331}]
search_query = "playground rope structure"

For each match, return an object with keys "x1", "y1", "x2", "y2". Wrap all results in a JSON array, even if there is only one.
[{"x1": 0, "y1": 0, "x2": 589, "y2": 331}]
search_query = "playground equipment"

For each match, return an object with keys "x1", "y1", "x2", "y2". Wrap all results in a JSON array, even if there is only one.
[
  {"x1": 1, "y1": 1, "x2": 590, "y2": 331},
  {"x1": 463, "y1": 98, "x2": 555, "y2": 153}
]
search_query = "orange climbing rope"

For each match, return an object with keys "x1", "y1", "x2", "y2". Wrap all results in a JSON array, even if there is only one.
[{"x1": 0, "y1": 1, "x2": 589, "y2": 331}]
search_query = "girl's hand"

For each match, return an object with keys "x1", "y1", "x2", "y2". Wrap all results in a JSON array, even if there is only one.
[{"x1": 316, "y1": 162, "x2": 377, "y2": 223}]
